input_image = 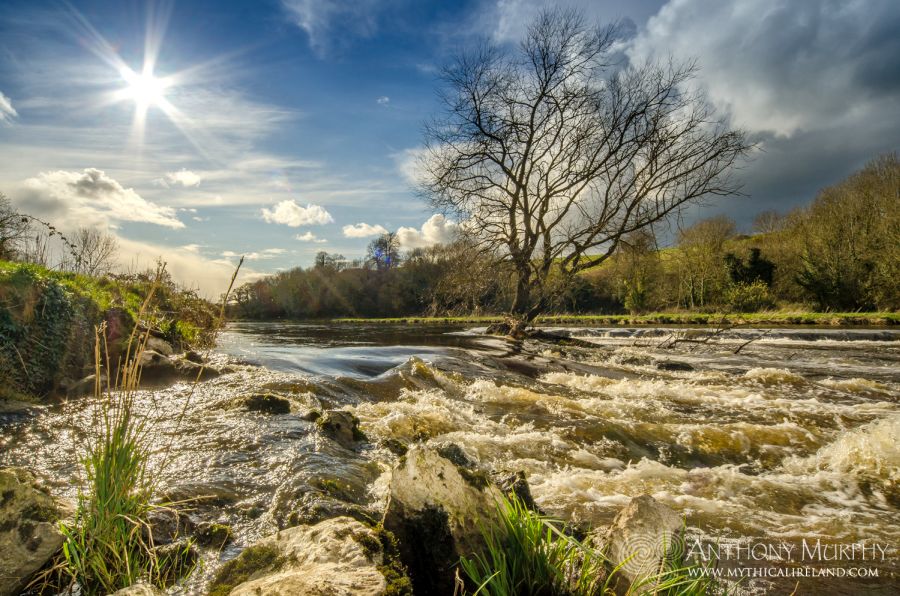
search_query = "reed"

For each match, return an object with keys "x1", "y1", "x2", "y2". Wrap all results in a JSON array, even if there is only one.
[
  {"x1": 458, "y1": 495, "x2": 726, "y2": 596},
  {"x1": 458, "y1": 495, "x2": 610, "y2": 596}
]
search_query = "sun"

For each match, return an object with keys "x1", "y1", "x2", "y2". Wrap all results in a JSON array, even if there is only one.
[{"x1": 120, "y1": 66, "x2": 170, "y2": 109}]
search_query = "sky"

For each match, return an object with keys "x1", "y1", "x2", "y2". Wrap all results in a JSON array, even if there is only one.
[{"x1": 1, "y1": 0, "x2": 898, "y2": 295}]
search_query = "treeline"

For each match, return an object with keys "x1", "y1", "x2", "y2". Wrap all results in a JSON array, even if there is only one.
[{"x1": 232, "y1": 154, "x2": 898, "y2": 319}]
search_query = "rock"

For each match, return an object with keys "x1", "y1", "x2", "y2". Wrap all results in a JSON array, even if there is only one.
[
  {"x1": 492, "y1": 470, "x2": 538, "y2": 512},
  {"x1": 195, "y1": 522, "x2": 233, "y2": 549},
  {"x1": 300, "y1": 409, "x2": 322, "y2": 422},
  {"x1": 145, "y1": 336, "x2": 174, "y2": 356},
  {"x1": 184, "y1": 350, "x2": 204, "y2": 363},
  {"x1": 110, "y1": 583, "x2": 166, "y2": 595},
  {"x1": 153, "y1": 539, "x2": 199, "y2": 586},
  {"x1": 317, "y1": 410, "x2": 367, "y2": 449},
  {"x1": 596, "y1": 494, "x2": 684, "y2": 592},
  {"x1": 0, "y1": 468, "x2": 70, "y2": 596},
  {"x1": 380, "y1": 437, "x2": 408, "y2": 457},
  {"x1": 232, "y1": 393, "x2": 292, "y2": 414},
  {"x1": 208, "y1": 516, "x2": 410, "y2": 596},
  {"x1": 287, "y1": 493, "x2": 377, "y2": 528},
  {"x1": 382, "y1": 446, "x2": 503, "y2": 595},
  {"x1": 146, "y1": 507, "x2": 195, "y2": 545},
  {"x1": 137, "y1": 351, "x2": 220, "y2": 386},
  {"x1": 656, "y1": 361, "x2": 695, "y2": 372},
  {"x1": 66, "y1": 373, "x2": 106, "y2": 397}
]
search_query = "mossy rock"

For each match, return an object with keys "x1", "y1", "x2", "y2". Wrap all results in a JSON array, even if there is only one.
[
  {"x1": 195, "y1": 522, "x2": 233, "y2": 549},
  {"x1": 352, "y1": 524, "x2": 413, "y2": 596},
  {"x1": 208, "y1": 544, "x2": 286, "y2": 596}
]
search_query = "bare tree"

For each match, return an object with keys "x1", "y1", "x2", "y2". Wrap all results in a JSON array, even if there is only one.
[
  {"x1": 71, "y1": 227, "x2": 119, "y2": 276},
  {"x1": 752, "y1": 210, "x2": 785, "y2": 234},
  {"x1": 419, "y1": 9, "x2": 750, "y2": 333},
  {"x1": 0, "y1": 193, "x2": 30, "y2": 260},
  {"x1": 366, "y1": 232, "x2": 401, "y2": 271}
]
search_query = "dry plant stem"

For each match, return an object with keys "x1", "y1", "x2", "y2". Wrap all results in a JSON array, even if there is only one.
[{"x1": 155, "y1": 256, "x2": 243, "y2": 483}]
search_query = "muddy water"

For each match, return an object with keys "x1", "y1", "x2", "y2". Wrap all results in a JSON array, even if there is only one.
[{"x1": 2, "y1": 323, "x2": 898, "y2": 594}]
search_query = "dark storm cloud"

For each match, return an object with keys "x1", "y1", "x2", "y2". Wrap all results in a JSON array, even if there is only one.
[{"x1": 627, "y1": 0, "x2": 900, "y2": 225}]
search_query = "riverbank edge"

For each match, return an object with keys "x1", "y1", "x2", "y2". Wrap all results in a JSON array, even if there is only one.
[
  {"x1": 0, "y1": 260, "x2": 218, "y2": 402},
  {"x1": 318, "y1": 311, "x2": 899, "y2": 327}
]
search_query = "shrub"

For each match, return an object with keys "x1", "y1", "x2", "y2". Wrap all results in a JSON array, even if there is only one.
[{"x1": 724, "y1": 281, "x2": 773, "y2": 313}]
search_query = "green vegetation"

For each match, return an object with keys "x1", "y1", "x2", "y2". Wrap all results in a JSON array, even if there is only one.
[
  {"x1": 55, "y1": 276, "x2": 190, "y2": 594},
  {"x1": 0, "y1": 259, "x2": 218, "y2": 400},
  {"x1": 230, "y1": 155, "x2": 898, "y2": 324},
  {"x1": 208, "y1": 544, "x2": 286, "y2": 596},
  {"x1": 42, "y1": 261, "x2": 242, "y2": 594},
  {"x1": 332, "y1": 312, "x2": 899, "y2": 327},
  {"x1": 460, "y1": 496, "x2": 722, "y2": 596},
  {"x1": 460, "y1": 496, "x2": 609, "y2": 595}
]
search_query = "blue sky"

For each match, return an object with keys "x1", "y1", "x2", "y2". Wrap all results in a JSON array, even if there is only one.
[{"x1": 1, "y1": 0, "x2": 898, "y2": 294}]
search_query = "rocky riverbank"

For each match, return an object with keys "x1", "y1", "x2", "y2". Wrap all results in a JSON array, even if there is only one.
[
  {"x1": 1, "y1": 436, "x2": 691, "y2": 595},
  {"x1": 0, "y1": 261, "x2": 220, "y2": 404}
]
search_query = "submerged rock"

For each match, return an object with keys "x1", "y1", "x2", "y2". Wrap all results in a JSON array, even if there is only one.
[
  {"x1": 147, "y1": 507, "x2": 195, "y2": 545},
  {"x1": 0, "y1": 468, "x2": 70, "y2": 596},
  {"x1": 596, "y1": 494, "x2": 684, "y2": 592},
  {"x1": 137, "y1": 350, "x2": 221, "y2": 386},
  {"x1": 656, "y1": 360, "x2": 695, "y2": 372},
  {"x1": 231, "y1": 392, "x2": 292, "y2": 414},
  {"x1": 382, "y1": 445, "x2": 503, "y2": 594},
  {"x1": 209, "y1": 516, "x2": 409, "y2": 596},
  {"x1": 318, "y1": 410, "x2": 367, "y2": 449}
]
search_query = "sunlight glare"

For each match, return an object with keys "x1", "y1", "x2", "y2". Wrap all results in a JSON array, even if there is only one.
[{"x1": 120, "y1": 66, "x2": 169, "y2": 108}]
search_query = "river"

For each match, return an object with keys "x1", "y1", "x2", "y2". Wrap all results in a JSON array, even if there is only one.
[{"x1": 2, "y1": 322, "x2": 898, "y2": 594}]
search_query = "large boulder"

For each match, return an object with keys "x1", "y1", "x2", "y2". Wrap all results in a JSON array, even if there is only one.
[
  {"x1": 0, "y1": 468, "x2": 70, "y2": 596},
  {"x1": 208, "y1": 516, "x2": 410, "y2": 596},
  {"x1": 382, "y1": 445, "x2": 504, "y2": 595},
  {"x1": 596, "y1": 494, "x2": 684, "y2": 593}
]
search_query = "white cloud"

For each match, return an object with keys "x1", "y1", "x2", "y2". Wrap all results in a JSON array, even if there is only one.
[
  {"x1": 181, "y1": 244, "x2": 202, "y2": 253},
  {"x1": 396, "y1": 214, "x2": 458, "y2": 249},
  {"x1": 115, "y1": 237, "x2": 259, "y2": 298},
  {"x1": 161, "y1": 169, "x2": 202, "y2": 187},
  {"x1": 261, "y1": 200, "x2": 334, "y2": 227},
  {"x1": 0, "y1": 92, "x2": 17, "y2": 124},
  {"x1": 295, "y1": 231, "x2": 327, "y2": 243},
  {"x1": 342, "y1": 222, "x2": 388, "y2": 238},
  {"x1": 221, "y1": 247, "x2": 287, "y2": 261},
  {"x1": 376, "y1": 96, "x2": 390, "y2": 105},
  {"x1": 627, "y1": 0, "x2": 900, "y2": 137},
  {"x1": 17, "y1": 168, "x2": 184, "y2": 229}
]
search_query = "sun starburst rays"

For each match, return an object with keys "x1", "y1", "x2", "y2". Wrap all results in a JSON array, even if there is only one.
[{"x1": 63, "y1": 2, "x2": 207, "y2": 154}]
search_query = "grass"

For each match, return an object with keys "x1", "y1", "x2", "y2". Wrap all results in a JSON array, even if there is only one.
[
  {"x1": 32, "y1": 259, "x2": 243, "y2": 594},
  {"x1": 54, "y1": 269, "x2": 175, "y2": 594},
  {"x1": 458, "y1": 496, "x2": 610, "y2": 596},
  {"x1": 458, "y1": 496, "x2": 725, "y2": 596},
  {"x1": 332, "y1": 311, "x2": 899, "y2": 327}
]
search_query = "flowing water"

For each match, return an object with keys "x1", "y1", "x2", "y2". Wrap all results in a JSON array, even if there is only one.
[{"x1": 2, "y1": 322, "x2": 898, "y2": 594}]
